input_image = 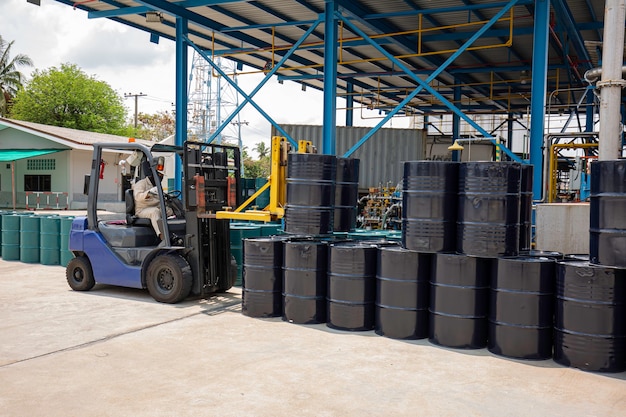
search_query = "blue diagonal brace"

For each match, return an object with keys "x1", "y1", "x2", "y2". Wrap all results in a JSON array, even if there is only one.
[{"x1": 341, "y1": 0, "x2": 522, "y2": 159}]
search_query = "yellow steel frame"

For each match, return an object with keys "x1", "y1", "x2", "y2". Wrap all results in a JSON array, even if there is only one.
[
  {"x1": 548, "y1": 142, "x2": 598, "y2": 203},
  {"x1": 216, "y1": 136, "x2": 314, "y2": 222}
]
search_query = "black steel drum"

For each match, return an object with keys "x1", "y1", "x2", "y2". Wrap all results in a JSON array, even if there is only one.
[
  {"x1": 284, "y1": 153, "x2": 336, "y2": 235},
  {"x1": 429, "y1": 253, "x2": 491, "y2": 349},
  {"x1": 590, "y1": 160, "x2": 626, "y2": 267},
  {"x1": 327, "y1": 242, "x2": 379, "y2": 331},
  {"x1": 242, "y1": 237, "x2": 285, "y2": 318},
  {"x1": 519, "y1": 164, "x2": 534, "y2": 251},
  {"x1": 402, "y1": 161, "x2": 459, "y2": 252},
  {"x1": 489, "y1": 256, "x2": 556, "y2": 359},
  {"x1": 375, "y1": 246, "x2": 431, "y2": 339},
  {"x1": 457, "y1": 162, "x2": 521, "y2": 257},
  {"x1": 554, "y1": 260, "x2": 626, "y2": 372},
  {"x1": 334, "y1": 158, "x2": 360, "y2": 232},
  {"x1": 282, "y1": 239, "x2": 328, "y2": 324}
]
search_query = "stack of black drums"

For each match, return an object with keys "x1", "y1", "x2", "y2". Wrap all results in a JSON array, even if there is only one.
[{"x1": 240, "y1": 157, "x2": 625, "y2": 374}]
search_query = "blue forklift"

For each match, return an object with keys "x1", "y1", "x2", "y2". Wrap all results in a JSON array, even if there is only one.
[{"x1": 66, "y1": 141, "x2": 240, "y2": 303}]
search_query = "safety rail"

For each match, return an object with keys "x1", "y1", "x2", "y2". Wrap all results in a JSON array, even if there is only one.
[{"x1": 25, "y1": 192, "x2": 69, "y2": 211}]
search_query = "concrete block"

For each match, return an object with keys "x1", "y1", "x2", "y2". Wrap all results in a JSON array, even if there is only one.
[{"x1": 535, "y1": 203, "x2": 589, "y2": 254}]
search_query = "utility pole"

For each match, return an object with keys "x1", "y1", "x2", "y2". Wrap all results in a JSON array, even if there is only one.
[{"x1": 124, "y1": 92, "x2": 147, "y2": 129}]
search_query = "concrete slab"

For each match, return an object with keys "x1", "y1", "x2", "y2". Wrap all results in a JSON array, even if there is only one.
[{"x1": 0, "y1": 259, "x2": 624, "y2": 416}]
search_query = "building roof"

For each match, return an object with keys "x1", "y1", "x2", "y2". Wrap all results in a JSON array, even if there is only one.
[
  {"x1": 0, "y1": 118, "x2": 152, "y2": 151},
  {"x1": 54, "y1": 0, "x2": 610, "y2": 116}
]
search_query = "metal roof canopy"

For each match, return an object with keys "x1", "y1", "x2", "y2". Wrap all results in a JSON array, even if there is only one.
[
  {"x1": 50, "y1": 0, "x2": 613, "y2": 198},
  {"x1": 0, "y1": 149, "x2": 62, "y2": 161}
]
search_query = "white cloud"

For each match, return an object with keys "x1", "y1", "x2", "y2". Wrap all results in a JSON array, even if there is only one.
[{"x1": 0, "y1": 0, "x2": 409, "y2": 153}]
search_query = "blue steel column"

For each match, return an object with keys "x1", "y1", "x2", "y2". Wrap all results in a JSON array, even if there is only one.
[
  {"x1": 529, "y1": 0, "x2": 550, "y2": 200},
  {"x1": 323, "y1": 1, "x2": 338, "y2": 155},
  {"x1": 346, "y1": 81, "x2": 354, "y2": 127},
  {"x1": 175, "y1": 17, "x2": 188, "y2": 193},
  {"x1": 451, "y1": 82, "x2": 461, "y2": 161}
]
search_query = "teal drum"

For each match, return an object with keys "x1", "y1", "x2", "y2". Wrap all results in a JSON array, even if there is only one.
[
  {"x1": 20, "y1": 215, "x2": 41, "y2": 264},
  {"x1": 230, "y1": 223, "x2": 261, "y2": 286},
  {"x1": 60, "y1": 216, "x2": 75, "y2": 266},
  {"x1": 1, "y1": 213, "x2": 21, "y2": 261},
  {"x1": 255, "y1": 177, "x2": 270, "y2": 209},
  {"x1": 40, "y1": 216, "x2": 61, "y2": 265}
]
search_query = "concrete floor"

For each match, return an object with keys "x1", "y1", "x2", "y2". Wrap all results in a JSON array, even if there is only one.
[{"x1": 1, "y1": 259, "x2": 625, "y2": 417}]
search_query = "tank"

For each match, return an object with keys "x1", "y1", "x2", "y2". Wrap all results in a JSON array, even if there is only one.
[
  {"x1": 40, "y1": 215, "x2": 61, "y2": 265},
  {"x1": 20, "y1": 215, "x2": 40, "y2": 264},
  {"x1": 1, "y1": 213, "x2": 21, "y2": 261}
]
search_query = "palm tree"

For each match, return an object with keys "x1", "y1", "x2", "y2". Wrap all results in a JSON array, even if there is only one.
[
  {"x1": 0, "y1": 35, "x2": 33, "y2": 116},
  {"x1": 254, "y1": 141, "x2": 269, "y2": 158}
]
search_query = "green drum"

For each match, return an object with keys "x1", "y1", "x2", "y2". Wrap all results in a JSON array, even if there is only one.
[
  {"x1": 2, "y1": 213, "x2": 22, "y2": 261},
  {"x1": 258, "y1": 222, "x2": 282, "y2": 237},
  {"x1": 255, "y1": 177, "x2": 270, "y2": 209},
  {"x1": 230, "y1": 223, "x2": 262, "y2": 286},
  {"x1": 40, "y1": 216, "x2": 61, "y2": 265},
  {"x1": 60, "y1": 216, "x2": 75, "y2": 266},
  {"x1": 20, "y1": 215, "x2": 41, "y2": 264}
]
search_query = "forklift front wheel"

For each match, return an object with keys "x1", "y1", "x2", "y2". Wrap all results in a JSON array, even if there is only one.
[
  {"x1": 66, "y1": 256, "x2": 96, "y2": 291},
  {"x1": 145, "y1": 254, "x2": 192, "y2": 304}
]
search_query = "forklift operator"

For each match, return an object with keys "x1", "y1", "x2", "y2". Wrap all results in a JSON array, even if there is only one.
[{"x1": 132, "y1": 160, "x2": 173, "y2": 241}]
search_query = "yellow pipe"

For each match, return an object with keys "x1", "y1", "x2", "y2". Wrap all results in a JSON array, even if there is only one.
[{"x1": 548, "y1": 143, "x2": 598, "y2": 203}]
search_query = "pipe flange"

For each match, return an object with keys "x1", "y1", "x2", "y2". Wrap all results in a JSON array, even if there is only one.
[{"x1": 596, "y1": 79, "x2": 626, "y2": 88}]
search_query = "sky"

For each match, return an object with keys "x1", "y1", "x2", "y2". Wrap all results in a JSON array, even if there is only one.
[{"x1": 0, "y1": 0, "x2": 409, "y2": 154}]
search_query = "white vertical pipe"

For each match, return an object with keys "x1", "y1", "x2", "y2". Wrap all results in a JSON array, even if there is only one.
[{"x1": 598, "y1": 0, "x2": 626, "y2": 160}]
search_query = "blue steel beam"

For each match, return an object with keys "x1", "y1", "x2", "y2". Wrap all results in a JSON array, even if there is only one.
[
  {"x1": 550, "y1": 0, "x2": 594, "y2": 73},
  {"x1": 187, "y1": 41, "x2": 297, "y2": 147},
  {"x1": 342, "y1": 0, "x2": 523, "y2": 161},
  {"x1": 174, "y1": 16, "x2": 188, "y2": 194},
  {"x1": 529, "y1": 0, "x2": 550, "y2": 200},
  {"x1": 186, "y1": 19, "x2": 325, "y2": 147},
  {"x1": 346, "y1": 82, "x2": 354, "y2": 126},
  {"x1": 323, "y1": 1, "x2": 338, "y2": 155},
  {"x1": 88, "y1": 0, "x2": 247, "y2": 18}
]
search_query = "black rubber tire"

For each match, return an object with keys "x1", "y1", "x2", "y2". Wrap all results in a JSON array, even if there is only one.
[
  {"x1": 145, "y1": 254, "x2": 192, "y2": 303},
  {"x1": 66, "y1": 256, "x2": 96, "y2": 291},
  {"x1": 216, "y1": 255, "x2": 237, "y2": 293}
]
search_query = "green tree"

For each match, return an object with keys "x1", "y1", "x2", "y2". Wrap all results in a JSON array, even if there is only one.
[
  {"x1": 0, "y1": 35, "x2": 33, "y2": 116},
  {"x1": 242, "y1": 144, "x2": 270, "y2": 179},
  {"x1": 9, "y1": 63, "x2": 131, "y2": 135},
  {"x1": 134, "y1": 111, "x2": 175, "y2": 141}
]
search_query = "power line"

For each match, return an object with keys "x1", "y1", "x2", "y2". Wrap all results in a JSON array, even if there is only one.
[{"x1": 124, "y1": 92, "x2": 147, "y2": 129}]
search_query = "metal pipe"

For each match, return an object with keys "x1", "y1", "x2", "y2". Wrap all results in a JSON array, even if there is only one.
[{"x1": 598, "y1": 0, "x2": 626, "y2": 160}]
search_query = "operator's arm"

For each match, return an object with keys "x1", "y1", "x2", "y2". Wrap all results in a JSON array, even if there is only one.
[{"x1": 133, "y1": 178, "x2": 159, "y2": 205}]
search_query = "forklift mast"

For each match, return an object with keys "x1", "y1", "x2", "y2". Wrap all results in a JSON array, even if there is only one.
[{"x1": 182, "y1": 141, "x2": 241, "y2": 294}]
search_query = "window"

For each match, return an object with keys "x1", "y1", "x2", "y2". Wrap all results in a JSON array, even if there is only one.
[
  {"x1": 27, "y1": 159, "x2": 56, "y2": 170},
  {"x1": 24, "y1": 175, "x2": 51, "y2": 192}
]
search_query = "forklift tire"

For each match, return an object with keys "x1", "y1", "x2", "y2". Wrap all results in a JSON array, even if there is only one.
[
  {"x1": 146, "y1": 254, "x2": 192, "y2": 304},
  {"x1": 66, "y1": 256, "x2": 96, "y2": 292}
]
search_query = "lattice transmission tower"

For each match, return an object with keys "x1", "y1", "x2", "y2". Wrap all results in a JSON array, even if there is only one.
[{"x1": 187, "y1": 52, "x2": 245, "y2": 146}]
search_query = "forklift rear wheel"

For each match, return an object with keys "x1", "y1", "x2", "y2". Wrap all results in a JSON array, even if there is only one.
[
  {"x1": 146, "y1": 254, "x2": 192, "y2": 303},
  {"x1": 66, "y1": 256, "x2": 96, "y2": 291}
]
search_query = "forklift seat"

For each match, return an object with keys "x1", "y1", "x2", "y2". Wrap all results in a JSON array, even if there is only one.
[{"x1": 125, "y1": 189, "x2": 153, "y2": 227}]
